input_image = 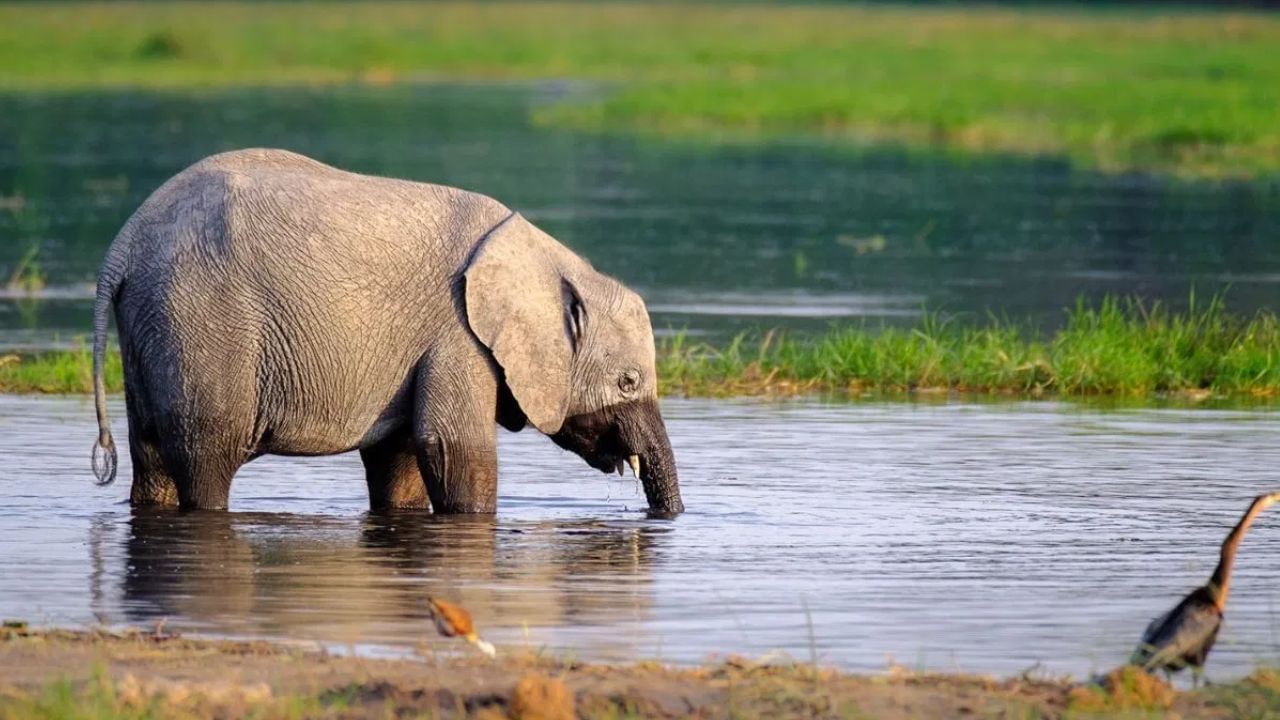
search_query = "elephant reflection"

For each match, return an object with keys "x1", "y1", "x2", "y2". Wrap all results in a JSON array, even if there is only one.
[{"x1": 106, "y1": 509, "x2": 664, "y2": 648}]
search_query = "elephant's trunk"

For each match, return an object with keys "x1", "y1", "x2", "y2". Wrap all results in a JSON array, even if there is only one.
[{"x1": 620, "y1": 399, "x2": 684, "y2": 516}]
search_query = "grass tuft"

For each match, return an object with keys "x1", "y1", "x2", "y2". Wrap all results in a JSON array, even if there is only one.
[
  {"x1": 2, "y1": 669, "x2": 160, "y2": 720},
  {"x1": 0, "y1": 346, "x2": 122, "y2": 394},
  {"x1": 134, "y1": 31, "x2": 186, "y2": 61},
  {"x1": 509, "y1": 674, "x2": 575, "y2": 720},
  {"x1": 1207, "y1": 667, "x2": 1280, "y2": 719},
  {"x1": 1067, "y1": 666, "x2": 1175, "y2": 714}
]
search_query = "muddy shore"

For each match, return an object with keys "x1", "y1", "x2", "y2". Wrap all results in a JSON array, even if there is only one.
[{"x1": 0, "y1": 626, "x2": 1275, "y2": 719}]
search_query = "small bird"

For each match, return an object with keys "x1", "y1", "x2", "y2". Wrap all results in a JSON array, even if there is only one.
[
  {"x1": 426, "y1": 596, "x2": 496, "y2": 658},
  {"x1": 1130, "y1": 491, "x2": 1280, "y2": 686}
]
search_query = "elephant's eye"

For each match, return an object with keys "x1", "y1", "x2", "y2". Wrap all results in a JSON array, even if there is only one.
[{"x1": 618, "y1": 369, "x2": 641, "y2": 395}]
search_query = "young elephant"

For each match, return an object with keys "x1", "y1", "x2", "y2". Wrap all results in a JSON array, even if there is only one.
[{"x1": 90, "y1": 149, "x2": 683, "y2": 515}]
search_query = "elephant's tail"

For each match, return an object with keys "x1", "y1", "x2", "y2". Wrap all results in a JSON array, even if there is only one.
[{"x1": 91, "y1": 234, "x2": 129, "y2": 487}]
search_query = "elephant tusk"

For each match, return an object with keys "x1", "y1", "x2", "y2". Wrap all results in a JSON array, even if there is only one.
[{"x1": 627, "y1": 454, "x2": 641, "y2": 478}]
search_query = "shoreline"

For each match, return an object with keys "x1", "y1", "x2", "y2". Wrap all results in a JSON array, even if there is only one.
[
  {"x1": 0, "y1": 626, "x2": 1273, "y2": 719},
  {"x1": 1, "y1": 2, "x2": 1278, "y2": 178},
  {"x1": 5, "y1": 298, "x2": 1277, "y2": 402}
]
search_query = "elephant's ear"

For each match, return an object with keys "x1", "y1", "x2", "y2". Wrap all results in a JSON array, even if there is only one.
[{"x1": 464, "y1": 213, "x2": 573, "y2": 435}]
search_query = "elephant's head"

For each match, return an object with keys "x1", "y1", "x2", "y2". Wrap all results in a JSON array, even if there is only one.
[{"x1": 464, "y1": 212, "x2": 683, "y2": 515}]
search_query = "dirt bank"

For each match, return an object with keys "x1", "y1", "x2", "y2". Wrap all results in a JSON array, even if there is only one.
[{"x1": 1, "y1": 626, "x2": 1276, "y2": 719}]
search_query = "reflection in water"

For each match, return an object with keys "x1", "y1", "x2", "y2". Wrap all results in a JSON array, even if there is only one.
[
  {"x1": 2, "y1": 84, "x2": 1280, "y2": 348},
  {"x1": 111, "y1": 508, "x2": 662, "y2": 653},
  {"x1": 5, "y1": 394, "x2": 1280, "y2": 676}
]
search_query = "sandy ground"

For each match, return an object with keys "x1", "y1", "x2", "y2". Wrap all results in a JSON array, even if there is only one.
[{"x1": 0, "y1": 626, "x2": 1274, "y2": 719}]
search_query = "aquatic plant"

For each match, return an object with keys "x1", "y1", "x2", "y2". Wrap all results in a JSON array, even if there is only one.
[{"x1": 5, "y1": 244, "x2": 46, "y2": 296}]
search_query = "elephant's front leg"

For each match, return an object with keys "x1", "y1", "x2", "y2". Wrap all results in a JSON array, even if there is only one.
[{"x1": 413, "y1": 343, "x2": 500, "y2": 514}]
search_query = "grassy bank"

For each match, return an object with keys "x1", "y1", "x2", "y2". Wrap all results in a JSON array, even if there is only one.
[
  {"x1": 659, "y1": 297, "x2": 1280, "y2": 400},
  {"x1": 1, "y1": 627, "x2": 1278, "y2": 719},
  {"x1": 1, "y1": 2, "x2": 1279, "y2": 177},
  {"x1": 3, "y1": 297, "x2": 1278, "y2": 400},
  {"x1": 0, "y1": 350, "x2": 122, "y2": 396}
]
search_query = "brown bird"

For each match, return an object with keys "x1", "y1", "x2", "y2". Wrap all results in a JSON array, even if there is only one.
[
  {"x1": 426, "y1": 597, "x2": 496, "y2": 658},
  {"x1": 1130, "y1": 491, "x2": 1280, "y2": 686}
]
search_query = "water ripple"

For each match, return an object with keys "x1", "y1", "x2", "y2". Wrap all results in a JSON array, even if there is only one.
[{"x1": 1, "y1": 394, "x2": 1278, "y2": 677}]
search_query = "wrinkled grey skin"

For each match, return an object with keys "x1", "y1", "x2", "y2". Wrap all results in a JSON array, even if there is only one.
[{"x1": 90, "y1": 149, "x2": 683, "y2": 515}]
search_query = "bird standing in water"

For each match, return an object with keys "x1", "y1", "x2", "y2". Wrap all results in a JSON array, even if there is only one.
[
  {"x1": 1130, "y1": 491, "x2": 1280, "y2": 686},
  {"x1": 426, "y1": 597, "x2": 496, "y2": 658}
]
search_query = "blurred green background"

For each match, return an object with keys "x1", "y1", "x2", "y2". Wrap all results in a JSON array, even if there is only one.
[
  {"x1": 2, "y1": 1, "x2": 1278, "y2": 176},
  {"x1": 1, "y1": 1, "x2": 1278, "y2": 362}
]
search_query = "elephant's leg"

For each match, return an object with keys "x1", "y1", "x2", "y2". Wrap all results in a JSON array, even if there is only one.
[
  {"x1": 123, "y1": 386, "x2": 180, "y2": 507},
  {"x1": 128, "y1": 432, "x2": 179, "y2": 507},
  {"x1": 361, "y1": 431, "x2": 430, "y2": 511},
  {"x1": 165, "y1": 448, "x2": 240, "y2": 511},
  {"x1": 413, "y1": 343, "x2": 499, "y2": 514},
  {"x1": 159, "y1": 419, "x2": 248, "y2": 511}
]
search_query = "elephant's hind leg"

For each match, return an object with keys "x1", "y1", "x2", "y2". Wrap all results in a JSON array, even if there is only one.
[
  {"x1": 158, "y1": 419, "x2": 249, "y2": 511},
  {"x1": 361, "y1": 431, "x2": 430, "y2": 510},
  {"x1": 124, "y1": 392, "x2": 180, "y2": 507},
  {"x1": 128, "y1": 433, "x2": 179, "y2": 507}
]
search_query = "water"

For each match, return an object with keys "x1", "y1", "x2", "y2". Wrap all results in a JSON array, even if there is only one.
[
  {"x1": 3, "y1": 80, "x2": 1280, "y2": 680},
  {"x1": 3, "y1": 83, "x2": 1280, "y2": 349},
  {"x1": 3, "y1": 394, "x2": 1280, "y2": 678}
]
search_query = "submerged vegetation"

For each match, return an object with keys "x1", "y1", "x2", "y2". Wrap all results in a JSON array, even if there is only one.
[
  {"x1": 1, "y1": 2, "x2": 1279, "y2": 177},
  {"x1": 3, "y1": 245, "x2": 45, "y2": 296},
  {"x1": 2, "y1": 297, "x2": 1277, "y2": 400}
]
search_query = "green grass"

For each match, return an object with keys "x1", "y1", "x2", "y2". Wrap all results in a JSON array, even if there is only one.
[
  {"x1": 657, "y1": 295, "x2": 1280, "y2": 400},
  {"x1": 1, "y1": 2, "x2": 1279, "y2": 177},
  {"x1": 1206, "y1": 667, "x2": 1280, "y2": 720},
  {"x1": 0, "y1": 670, "x2": 337, "y2": 720},
  {"x1": 1, "y1": 674, "x2": 156, "y2": 720},
  {"x1": 3, "y1": 296, "x2": 1277, "y2": 400},
  {"x1": 1067, "y1": 665, "x2": 1280, "y2": 718},
  {"x1": 0, "y1": 347, "x2": 122, "y2": 395},
  {"x1": 5, "y1": 665, "x2": 1280, "y2": 720}
]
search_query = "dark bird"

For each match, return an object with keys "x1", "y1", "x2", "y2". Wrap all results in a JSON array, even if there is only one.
[{"x1": 1130, "y1": 491, "x2": 1280, "y2": 686}]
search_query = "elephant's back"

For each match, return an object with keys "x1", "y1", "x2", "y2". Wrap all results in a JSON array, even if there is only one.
[
  {"x1": 194, "y1": 147, "x2": 332, "y2": 173},
  {"x1": 124, "y1": 147, "x2": 510, "y2": 305},
  {"x1": 114, "y1": 149, "x2": 508, "y2": 455},
  {"x1": 157, "y1": 148, "x2": 507, "y2": 263}
]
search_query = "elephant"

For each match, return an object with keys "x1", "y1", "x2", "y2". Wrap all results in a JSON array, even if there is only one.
[{"x1": 89, "y1": 148, "x2": 683, "y2": 515}]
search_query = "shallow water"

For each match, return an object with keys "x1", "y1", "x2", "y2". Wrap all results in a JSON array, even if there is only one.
[
  {"x1": 3, "y1": 394, "x2": 1279, "y2": 678},
  {"x1": 2, "y1": 83, "x2": 1280, "y2": 349}
]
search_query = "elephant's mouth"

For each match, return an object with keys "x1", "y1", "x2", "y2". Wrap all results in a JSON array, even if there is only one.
[
  {"x1": 552, "y1": 412, "x2": 633, "y2": 475},
  {"x1": 550, "y1": 399, "x2": 684, "y2": 515}
]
